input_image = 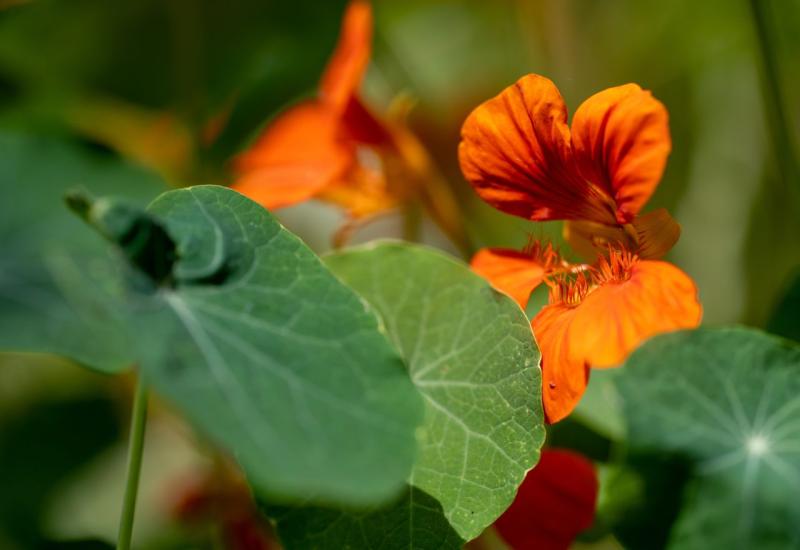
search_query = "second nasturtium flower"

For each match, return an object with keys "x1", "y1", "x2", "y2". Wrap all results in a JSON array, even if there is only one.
[
  {"x1": 232, "y1": 0, "x2": 464, "y2": 248},
  {"x1": 460, "y1": 74, "x2": 702, "y2": 423},
  {"x1": 233, "y1": 1, "x2": 400, "y2": 216}
]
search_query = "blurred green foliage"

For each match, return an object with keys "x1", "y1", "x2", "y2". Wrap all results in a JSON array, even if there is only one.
[
  {"x1": 0, "y1": 133, "x2": 166, "y2": 371},
  {"x1": 0, "y1": 392, "x2": 120, "y2": 547},
  {"x1": 768, "y1": 269, "x2": 800, "y2": 342}
]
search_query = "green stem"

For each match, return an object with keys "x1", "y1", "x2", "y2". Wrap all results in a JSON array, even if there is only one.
[
  {"x1": 748, "y1": 0, "x2": 800, "y2": 196},
  {"x1": 117, "y1": 377, "x2": 149, "y2": 550}
]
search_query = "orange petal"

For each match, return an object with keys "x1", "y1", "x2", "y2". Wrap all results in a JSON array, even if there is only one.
[
  {"x1": 494, "y1": 449, "x2": 598, "y2": 550},
  {"x1": 631, "y1": 208, "x2": 681, "y2": 259},
  {"x1": 232, "y1": 102, "x2": 352, "y2": 210},
  {"x1": 471, "y1": 248, "x2": 549, "y2": 308},
  {"x1": 570, "y1": 260, "x2": 701, "y2": 368},
  {"x1": 571, "y1": 84, "x2": 671, "y2": 224},
  {"x1": 319, "y1": 0, "x2": 372, "y2": 112},
  {"x1": 532, "y1": 304, "x2": 591, "y2": 424},
  {"x1": 459, "y1": 74, "x2": 617, "y2": 224}
]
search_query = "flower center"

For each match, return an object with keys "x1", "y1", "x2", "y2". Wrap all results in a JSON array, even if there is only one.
[
  {"x1": 547, "y1": 272, "x2": 591, "y2": 307},
  {"x1": 593, "y1": 247, "x2": 639, "y2": 285},
  {"x1": 523, "y1": 238, "x2": 562, "y2": 272}
]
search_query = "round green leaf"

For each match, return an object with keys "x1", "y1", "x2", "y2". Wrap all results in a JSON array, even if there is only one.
[
  {"x1": 278, "y1": 242, "x2": 543, "y2": 545},
  {"x1": 123, "y1": 187, "x2": 423, "y2": 506},
  {"x1": 615, "y1": 327, "x2": 800, "y2": 549}
]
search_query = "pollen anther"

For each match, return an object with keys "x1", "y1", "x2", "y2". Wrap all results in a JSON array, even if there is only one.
[{"x1": 593, "y1": 246, "x2": 639, "y2": 284}]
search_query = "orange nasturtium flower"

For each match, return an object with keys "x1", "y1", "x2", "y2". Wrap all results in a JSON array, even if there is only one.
[
  {"x1": 232, "y1": 0, "x2": 461, "y2": 246},
  {"x1": 460, "y1": 74, "x2": 702, "y2": 423}
]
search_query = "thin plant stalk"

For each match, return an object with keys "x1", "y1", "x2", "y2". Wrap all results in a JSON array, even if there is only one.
[{"x1": 117, "y1": 376, "x2": 149, "y2": 550}]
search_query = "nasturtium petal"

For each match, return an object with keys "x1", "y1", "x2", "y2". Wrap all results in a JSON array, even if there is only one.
[
  {"x1": 615, "y1": 327, "x2": 800, "y2": 549},
  {"x1": 532, "y1": 303, "x2": 590, "y2": 424},
  {"x1": 569, "y1": 260, "x2": 702, "y2": 368},
  {"x1": 0, "y1": 132, "x2": 166, "y2": 372},
  {"x1": 571, "y1": 83, "x2": 671, "y2": 224},
  {"x1": 631, "y1": 208, "x2": 681, "y2": 259},
  {"x1": 232, "y1": 101, "x2": 352, "y2": 210},
  {"x1": 470, "y1": 247, "x2": 548, "y2": 308},
  {"x1": 458, "y1": 74, "x2": 617, "y2": 225},
  {"x1": 319, "y1": 0, "x2": 372, "y2": 112},
  {"x1": 291, "y1": 242, "x2": 544, "y2": 544},
  {"x1": 74, "y1": 185, "x2": 424, "y2": 506}
]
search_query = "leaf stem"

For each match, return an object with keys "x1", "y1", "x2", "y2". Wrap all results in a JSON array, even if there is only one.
[
  {"x1": 748, "y1": 0, "x2": 800, "y2": 197},
  {"x1": 117, "y1": 376, "x2": 149, "y2": 550}
]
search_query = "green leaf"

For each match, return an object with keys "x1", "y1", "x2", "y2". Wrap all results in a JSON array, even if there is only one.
[
  {"x1": 270, "y1": 487, "x2": 464, "y2": 550},
  {"x1": 0, "y1": 132, "x2": 167, "y2": 372},
  {"x1": 615, "y1": 327, "x2": 800, "y2": 549},
  {"x1": 600, "y1": 453, "x2": 693, "y2": 550},
  {"x1": 271, "y1": 242, "x2": 543, "y2": 546},
  {"x1": 65, "y1": 191, "x2": 178, "y2": 286},
  {"x1": 119, "y1": 186, "x2": 423, "y2": 506}
]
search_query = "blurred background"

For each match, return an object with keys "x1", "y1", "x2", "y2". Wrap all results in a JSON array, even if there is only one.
[{"x1": 0, "y1": 0, "x2": 797, "y2": 548}]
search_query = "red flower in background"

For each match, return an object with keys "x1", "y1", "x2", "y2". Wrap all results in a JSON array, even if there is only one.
[
  {"x1": 171, "y1": 471, "x2": 276, "y2": 550},
  {"x1": 460, "y1": 74, "x2": 701, "y2": 423},
  {"x1": 494, "y1": 449, "x2": 598, "y2": 550}
]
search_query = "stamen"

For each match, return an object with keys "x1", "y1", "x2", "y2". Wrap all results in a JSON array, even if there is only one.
[
  {"x1": 593, "y1": 245, "x2": 639, "y2": 284},
  {"x1": 543, "y1": 245, "x2": 640, "y2": 307},
  {"x1": 546, "y1": 272, "x2": 591, "y2": 307},
  {"x1": 522, "y1": 237, "x2": 564, "y2": 272}
]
